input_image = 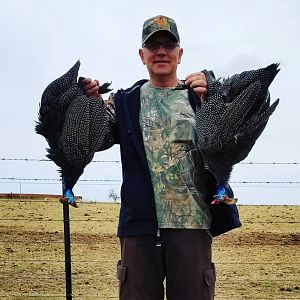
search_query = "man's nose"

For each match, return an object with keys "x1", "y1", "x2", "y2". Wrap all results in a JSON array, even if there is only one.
[{"x1": 156, "y1": 45, "x2": 167, "y2": 54}]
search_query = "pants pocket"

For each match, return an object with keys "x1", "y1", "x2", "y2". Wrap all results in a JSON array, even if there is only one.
[
  {"x1": 117, "y1": 259, "x2": 127, "y2": 283},
  {"x1": 203, "y1": 263, "x2": 216, "y2": 299}
]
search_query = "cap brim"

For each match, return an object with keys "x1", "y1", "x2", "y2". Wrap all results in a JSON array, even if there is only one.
[{"x1": 142, "y1": 29, "x2": 179, "y2": 44}]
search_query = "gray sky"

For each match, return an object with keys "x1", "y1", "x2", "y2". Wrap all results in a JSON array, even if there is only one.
[{"x1": 1, "y1": 0, "x2": 299, "y2": 204}]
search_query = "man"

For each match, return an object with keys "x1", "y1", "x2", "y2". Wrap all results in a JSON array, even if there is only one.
[{"x1": 84, "y1": 15, "x2": 216, "y2": 300}]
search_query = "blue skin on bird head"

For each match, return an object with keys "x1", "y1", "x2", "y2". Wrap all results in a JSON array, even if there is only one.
[
  {"x1": 59, "y1": 188, "x2": 79, "y2": 208},
  {"x1": 212, "y1": 184, "x2": 237, "y2": 205}
]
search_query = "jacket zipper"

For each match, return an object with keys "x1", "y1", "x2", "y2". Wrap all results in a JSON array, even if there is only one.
[{"x1": 156, "y1": 228, "x2": 161, "y2": 247}]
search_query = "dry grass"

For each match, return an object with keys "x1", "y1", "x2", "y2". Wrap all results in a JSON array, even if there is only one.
[{"x1": 0, "y1": 200, "x2": 299, "y2": 299}]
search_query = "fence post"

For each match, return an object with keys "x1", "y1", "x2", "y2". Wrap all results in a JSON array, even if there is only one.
[{"x1": 62, "y1": 179, "x2": 72, "y2": 299}]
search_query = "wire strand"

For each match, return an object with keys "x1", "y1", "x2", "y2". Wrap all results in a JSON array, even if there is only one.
[
  {"x1": 1, "y1": 157, "x2": 300, "y2": 165},
  {"x1": 0, "y1": 177, "x2": 299, "y2": 184}
]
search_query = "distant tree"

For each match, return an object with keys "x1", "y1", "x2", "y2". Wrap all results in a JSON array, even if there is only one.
[{"x1": 108, "y1": 189, "x2": 119, "y2": 203}]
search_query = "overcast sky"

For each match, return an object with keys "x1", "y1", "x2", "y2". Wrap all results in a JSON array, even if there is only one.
[{"x1": 0, "y1": 0, "x2": 299, "y2": 204}]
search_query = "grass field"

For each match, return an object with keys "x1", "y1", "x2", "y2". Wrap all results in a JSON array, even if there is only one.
[{"x1": 0, "y1": 200, "x2": 299, "y2": 299}]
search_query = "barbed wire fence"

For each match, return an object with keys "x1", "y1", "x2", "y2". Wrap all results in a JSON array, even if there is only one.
[
  {"x1": 0, "y1": 158, "x2": 299, "y2": 299},
  {"x1": 0, "y1": 157, "x2": 299, "y2": 195}
]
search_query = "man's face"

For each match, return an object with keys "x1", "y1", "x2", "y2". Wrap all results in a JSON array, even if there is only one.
[{"x1": 139, "y1": 31, "x2": 183, "y2": 80}]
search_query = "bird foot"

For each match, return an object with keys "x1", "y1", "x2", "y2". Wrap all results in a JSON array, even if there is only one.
[
  {"x1": 99, "y1": 82, "x2": 113, "y2": 94},
  {"x1": 78, "y1": 77, "x2": 113, "y2": 94},
  {"x1": 172, "y1": 80, "x2": 189, "y2": 90}
]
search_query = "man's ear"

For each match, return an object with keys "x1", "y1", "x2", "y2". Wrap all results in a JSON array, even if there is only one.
[
  {"x1": 178, "y1": 48, "x2": 183, "y2": 64},
  {"x1": 139, "y1": 49, "x2": 146, "y2": 65}
]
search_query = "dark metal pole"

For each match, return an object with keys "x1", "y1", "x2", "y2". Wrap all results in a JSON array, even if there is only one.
[{"x1": 62, "y1": 179, "x2": 72, "y2": 299}]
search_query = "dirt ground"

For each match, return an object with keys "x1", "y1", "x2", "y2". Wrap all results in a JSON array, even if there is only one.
[{"x1": 0, "y1": 200, "x2": 299, "y2": 299}]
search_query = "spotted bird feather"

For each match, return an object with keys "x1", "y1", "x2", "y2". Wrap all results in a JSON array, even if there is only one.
[
  {"x1": 36, "y1": 61, "x2": 113, "y2": 201},
  {"x1": 195, "y1": 64, "x2": 280, "y2": 186}
]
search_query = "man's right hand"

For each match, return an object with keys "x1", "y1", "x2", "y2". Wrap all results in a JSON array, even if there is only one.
[{"x1": 81, "y1": 78, "x2": 100, "y2": 97}]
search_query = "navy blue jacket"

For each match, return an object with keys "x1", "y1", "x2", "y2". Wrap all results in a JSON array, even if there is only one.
[{"x1": 113, "y1": 80, "x2": 241, "y2": 237}]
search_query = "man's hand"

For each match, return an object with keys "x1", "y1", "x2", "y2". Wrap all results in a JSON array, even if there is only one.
[
  {"x1": 81, "y1": 78, "x2": 100, "y2": 98},
  {"x1": 185, "y1": 72, "x2": 207, "y2": 102}
]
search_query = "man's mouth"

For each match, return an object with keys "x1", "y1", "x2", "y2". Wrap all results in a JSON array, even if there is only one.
[{"x1": 154, "y1": 60, "x2": 169, "y2": 64}]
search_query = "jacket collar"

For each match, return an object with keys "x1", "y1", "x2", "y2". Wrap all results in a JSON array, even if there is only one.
[{"x1": 120, "y1": 80, "x2": 149, "y2": 169}]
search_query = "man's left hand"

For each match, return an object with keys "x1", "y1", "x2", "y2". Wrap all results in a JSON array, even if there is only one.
[{"x1": 185, "y1": 72, "x2": 207, "y2": 102}]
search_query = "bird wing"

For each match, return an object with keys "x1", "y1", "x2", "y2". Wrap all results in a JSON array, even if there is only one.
[
  {"x1": 36, "y1": 61, "x2": 81, "y2": 150},
  {"x1": 209, "y1": 81, "x2": 263, "y2": 149},
  {"x1": 36, "y1": 61, "x2": 116, "y2": 191},
  {"x1": 195, "y1": 64, "x2": 280, "y2": 184}
]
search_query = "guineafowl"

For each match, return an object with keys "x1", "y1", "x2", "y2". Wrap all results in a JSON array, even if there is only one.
[
  {"x1": 36, "y1": 61, "x2": 113, "y2": 207},
  {"x1": 195, "y1": 64, "x2": 280, "y2": 204}
]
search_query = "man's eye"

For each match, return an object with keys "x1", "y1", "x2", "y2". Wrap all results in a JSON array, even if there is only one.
[
  {"x1": 144, "y1": 41, "x2": 178, "y2": 51},
  {"x1": 164, "y1": 42, "x2": 175, "y2": 49},
  {"x1": 149, "y1": 42, "x2": 160, "y2": 49}
]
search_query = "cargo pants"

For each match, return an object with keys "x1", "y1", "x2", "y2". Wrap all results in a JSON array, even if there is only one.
[{"x1": 117, "y1": 229, "x2": 215, "y2": 300}]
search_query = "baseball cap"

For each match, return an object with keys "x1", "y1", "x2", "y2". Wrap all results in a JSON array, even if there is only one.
[{"x1": 142, "y1": 15, "x2": 180, "y2": 45}]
